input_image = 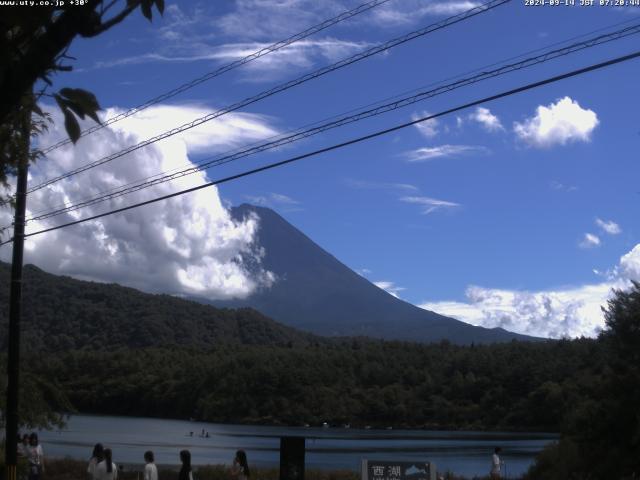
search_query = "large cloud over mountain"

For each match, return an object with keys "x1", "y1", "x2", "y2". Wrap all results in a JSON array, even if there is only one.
[{"x1": 0, "y1": 104, "x2": 279, "y2": 299}]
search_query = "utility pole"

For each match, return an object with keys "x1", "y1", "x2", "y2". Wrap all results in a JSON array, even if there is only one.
[{"x1": 5, "y1": 107, "x2": 30, "y2": 480}]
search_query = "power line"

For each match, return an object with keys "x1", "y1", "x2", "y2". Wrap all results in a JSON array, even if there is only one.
[
  {"x1": 24, "y1": 0, "x2": 511, "y2": 196},
  {"x1": 39, "y1": 0, "x2": 394, "y2": 154},
  {"x1": 2, "y1": 48, "x2": 638, "y2": 246},
  {"x1": 25, "y1": 16, "x2": 640, "y2": 220},
  {"x1": 23, "y1": 22, "x2": 640, "y2": 224}
]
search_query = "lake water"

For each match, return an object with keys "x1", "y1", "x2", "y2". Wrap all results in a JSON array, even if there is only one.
[{"x1": 38, "y1": 415, "x2": 557, "y2": 479}]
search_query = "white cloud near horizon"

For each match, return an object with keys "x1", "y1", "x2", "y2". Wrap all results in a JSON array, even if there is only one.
[
  {"x1": 420, "y1": 243, "x2": 640, "y2": 339},
  {"x1": 0, "y1": 104, "x2": 281, "y2": 300},
  {"x1": 400, "y1": 195, "x2": 461, "y2": 214},
  {"x1": 580, "y1": 233, "x2": 601, "y2": 249},
  {"x1": 596, "y1": 218, "x2": 621, "y2": 235},
  {"x1": 405, "y1": 144, "x2": 488, "y2": 162},
  {"x1": 514, "y1": 96, "x2": 599, "y2": 148},
  {"x1": 468, "y1": 107, "x2": 504, "y2": 132}
]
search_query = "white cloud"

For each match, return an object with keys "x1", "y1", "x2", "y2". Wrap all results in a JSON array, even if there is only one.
[
  {"x1": 371, "y1": 1, "x2": 482, "y2": 26},
  {"x1": 468, "y1": 107, "x2": 503, "y2": 132},
  {"x1": 373, "y1": 280, "x2": 406, "y2": 299},
  {"x1": 411, "y1": 111, "x2": 439, "y2": 138},
  {"x1": 619, "y1": 244, "x2": 640, "y2": 280},
  {"x1": 92, "y1": 38, "x2": 369, "y2": 80},
  {"x1": 0, "y1": 104, "x2": 281, "y2": 300},
  {"x1": 419, "y1": 243, "x2": 640, "y2": 339},
  {"x1": 405, "y1": 144, "x2": 488, "y2": 162},
  {"x1": 245, "y1": 192, "x2": 302, "y2": 211},
  {"x1": 596, "y1": 218, "x2": 621, "y2": 235},
  {"x1": 217, "y1": 0, "x2": 346, "y2": 40},
  {"x1": 514, "y1": 96, "x2": 599, "y2": 148},
  {"x1": 206, "y1": 39, "x2": 370, "y2": 77},
  {"x1": 345, "y1": 179, "x2": 418, "y2": 192},
  {"x1": 400, "y1": 195, "x2": 461, "y2": 214},
  {"x1": 549, "y1": 180, "x2": 578, "y2": 192},
  {"x1": 580, "y1": 233, "x2": 601, "y2": 249},
  {"x1": 219, "y1": 0, "x2": 483, "y2": 37}
]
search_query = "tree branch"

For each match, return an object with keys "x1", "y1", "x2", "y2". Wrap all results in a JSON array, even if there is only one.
[{"x1": 84, "y1": 3, "x2": 138, "y2": 38}]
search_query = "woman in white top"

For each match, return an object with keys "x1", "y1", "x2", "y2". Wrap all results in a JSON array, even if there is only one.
[
  {"x1": 143, "y1": 451, "x2": 158, "y2": 480},
  {"x1": 26, "y1": 433, "x2": 44, "y2": 480},
  {"x1": 230, "y1": 450, "x2": 250, "y2": 480},
  {"x1": 490, "y1": 446, "x2": 502, "y2": 479},
  {"x1": 88, "y1": 443, "x2": 104, "y2": 479},
  {"x1": 94, "y1": 448, "x2": 117, "y2": 480}
]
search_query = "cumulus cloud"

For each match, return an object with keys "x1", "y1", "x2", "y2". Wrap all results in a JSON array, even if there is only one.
[
  {"x1": 420, "y1": 243, "x2": 640, "y2": 339},
  {"x1": 404, "y1": 144, "x2": 488, "y2": 161},
  {"x1": 619, "y1": 244, "x2": 640, "y2": 280},
  {"x1": 0, "y1": 104, "x2": 281, "y2": 299},
  {"x1": 373, "y1": 280, "x2": 406, "y2": 299},
  {"x1": 400, "y1": 195, "x2": 461, "y2": 214},
  {"x1": 580, "y1": 233, "x2": 601, "y2": 249},
  {"x1": 468, "y1": 107, "x2": 503, "y2": 132},
  {"x1": 596, "y1": 218, "x2": 621, "y2": 235},
  {"x1": 514, "y1": 96, "x2": 599, "y2": 148}
]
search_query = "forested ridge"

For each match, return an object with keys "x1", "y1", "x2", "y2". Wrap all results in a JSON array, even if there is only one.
[{"x1": 0, "y1": 262, "x2": 320, "y2": 350}]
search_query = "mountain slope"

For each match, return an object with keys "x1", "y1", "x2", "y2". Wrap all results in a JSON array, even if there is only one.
[
  {"x1": 0, "y1": 262, "x2": 320, "y2": 352},
  {"x1": 208, "y1": 204, "x2": 538, "y2": 344}
]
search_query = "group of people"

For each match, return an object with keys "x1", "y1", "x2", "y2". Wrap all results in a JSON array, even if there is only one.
[
  {"x1": 87, "y1": 444, "x2": 250, "y2": 480},
  {"x1": 17, "y1": 432, "x2": 44, "y2": 480}
]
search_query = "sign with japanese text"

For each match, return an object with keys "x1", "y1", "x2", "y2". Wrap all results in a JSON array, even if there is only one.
[{"x1": 361, "y1": 460, "x2": 436, "y2": 480}]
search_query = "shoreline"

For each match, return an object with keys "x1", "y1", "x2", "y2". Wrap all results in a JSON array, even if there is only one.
[{"x1": 55, "y1": 411, "x2": 561, "y2": 436}]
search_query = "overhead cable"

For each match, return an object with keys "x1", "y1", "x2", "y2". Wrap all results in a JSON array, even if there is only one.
[
  {"x1": 39, "y1": 0, "x2": 395, "y2": 154},
  {"x1": 24, "y1": 22, "x2": 640, "y2": 223},
  {"x1": 2, "y1": 48, "x2": 637, "y2": 246},
  {"x1": 25, "y1": 0, "x2": 511, "y2": 196}
]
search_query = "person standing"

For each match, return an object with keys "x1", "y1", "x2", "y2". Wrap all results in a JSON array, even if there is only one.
[
  {"x1": 178, "y1": 450, "x2": 193, "y2": 480},
  {"x1": 143, "y1": 451, "x2": 158, "y2": 480},
  {"x1": 94, "y1": 448, "x2": 117, "y2": 480},
  {"x1": 26, "y1": 433, "x2": 44, "y2": 480},
  {"x1": 490, "y1": 447, "x2": 502, "y2": 479},
  {"x1": 88, "y1": 443, "x2": 105, "y2": 479},
  {"x1": 230, "y1": 450, "x2": 250, "y2": 480}
]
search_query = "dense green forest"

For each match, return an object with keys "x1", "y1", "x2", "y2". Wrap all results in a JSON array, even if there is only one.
[{"x1": 12, "y1": 339, "x2": 600, "y2": 431}]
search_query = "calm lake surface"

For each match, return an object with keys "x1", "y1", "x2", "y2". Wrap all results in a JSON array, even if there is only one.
[{"x1": 38, "y1": 415, "x2": 557, "y2": 478}]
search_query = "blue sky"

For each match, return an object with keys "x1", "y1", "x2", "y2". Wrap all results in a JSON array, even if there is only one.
[{"x1": 2, "y1": 0, "x2": 639, "y2": 338}]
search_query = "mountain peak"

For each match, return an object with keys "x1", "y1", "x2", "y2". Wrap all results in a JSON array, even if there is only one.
[{"x1": 211, "y1": 205, "x2": 540, "y2": 344}]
